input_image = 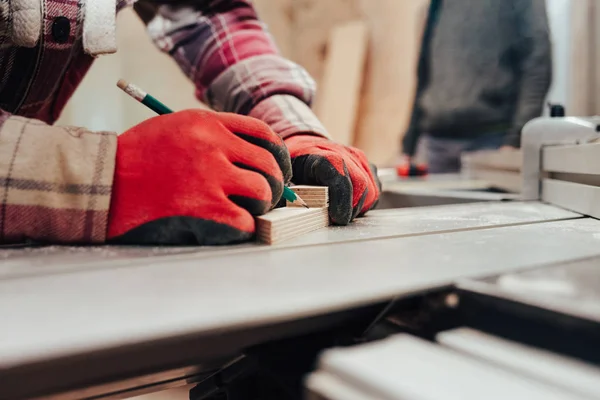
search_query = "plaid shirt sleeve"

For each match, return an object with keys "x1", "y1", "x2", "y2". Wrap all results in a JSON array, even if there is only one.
[
  {"x1": 0, "y1": 110, "x2": 117, "y2": 244},
  {"x1": 135, "y1": 0, "x2": 329, "y2": 139}
]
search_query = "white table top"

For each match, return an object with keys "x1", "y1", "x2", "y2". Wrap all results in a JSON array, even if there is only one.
[
  {"x1": 0, "y1": 202, "x2": 595, "y2": 399},
  {"x1": 0, "y1": 207, "x2": 596, "y2": 369},
  {"x1": 0, "y1": 202, "x2": 579, "y2": 281}
]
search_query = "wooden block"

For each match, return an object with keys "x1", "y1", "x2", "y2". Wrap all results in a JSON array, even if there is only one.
[
  {"x1": 470, "y1": 169, "x2": 522, "y2": 193},
  {"x1": 256, "y1": 207, "x2": 329, "y2": 245},
  {"x1": 316, "y1": 20, "x2": 369, "y2": 146},
  {"x1": 287, "y1": 185, "x2": 329, "y2": 208},
  {"x1": 257, "y1": 185, "x2": 330, "y2": 244},
  {"x1": 462, "y1": 149, "x2": 523, "y2": 172}
]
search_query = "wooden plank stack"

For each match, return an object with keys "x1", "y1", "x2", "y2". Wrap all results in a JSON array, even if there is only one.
[
  {"x1": 461, "y1": 149, "x2": 523, "y2": 193},
  {"x1": 256, "y1": 186, "x2": 330, "y2": 245}
]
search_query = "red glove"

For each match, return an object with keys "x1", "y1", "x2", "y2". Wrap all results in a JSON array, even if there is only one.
[
  {"x1": 107, "y1": 110, "x2": 291, "y2": 245},
  {"x1": 285, "y1": 135, "x2": 381, "y2": 225}
]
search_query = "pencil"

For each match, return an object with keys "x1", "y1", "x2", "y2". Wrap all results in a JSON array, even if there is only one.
[
  {"x1": 117, "y1": 79, "x2": 173, "y2": 114},
  {"x1": 116, "y1": 79, "x2": 308, "y2": 208}
]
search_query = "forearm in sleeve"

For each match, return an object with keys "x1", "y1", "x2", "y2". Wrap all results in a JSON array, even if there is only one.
[
  {"x1": 0, "y1": 110, "x2": 117, "y2": 244},
  {"x1": 134, "y1": 0, "x2": 328, "y2": 139}
]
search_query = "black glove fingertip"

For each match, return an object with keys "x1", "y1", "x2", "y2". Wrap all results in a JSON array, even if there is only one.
[
  {"x1": 352, "y1": 188, "x2": 369, "y2": 220},
  {"x1": 228, "y1": 195, "x2": 271, "y2": 216},
  {"x1": 322, "y1": 160, "x2": 353, "y2": 226},
  {"x1": 107, "y1": 217, "x2": 253, "y2": 246},
  {"x1": 291, "y1": 155, "x2": 354, "y2": 225},
  {"x1": 233, "y1": 162, "x2": 284, "y2": 208},
  {"x1": 234, "y1": 132, "x2": 292, "y2": 183},
  {"x1": 370, "y1": 163, "x2": 383, "y2": 193}
]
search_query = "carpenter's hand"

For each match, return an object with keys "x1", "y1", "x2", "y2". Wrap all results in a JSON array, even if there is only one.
[
  {"x1": 284, "y1": 135, "x2": 381, "y2": 225},
  {"x1": 108, "y1": 110, "x2": 292, "y2": 245}
]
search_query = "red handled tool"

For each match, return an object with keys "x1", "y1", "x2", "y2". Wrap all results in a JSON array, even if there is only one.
[{"x1": 396, "y1": 163, "x2": 428, "y2": 177}]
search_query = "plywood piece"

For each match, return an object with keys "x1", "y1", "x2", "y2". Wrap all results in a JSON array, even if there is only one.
[
  {"x1": 287, "y1": 185, "x2": 329, "y2": 208},
  {"x1": 256, "y1": 207, "x2": 329, "y2": 245},
  {"x1": 317, "y1": 20, "x2": 369, "y2": 145},
  {"x1": 258, "y1": 185, "x2": 330, "y2": 244}
]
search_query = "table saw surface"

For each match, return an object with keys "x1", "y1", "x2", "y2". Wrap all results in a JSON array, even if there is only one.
[
  {"x1": 0, "y1": 201, "x2": 574, "y2": 280},
  {"x1": 2, "y1": 201, "x2": 599, "y2": 398}
]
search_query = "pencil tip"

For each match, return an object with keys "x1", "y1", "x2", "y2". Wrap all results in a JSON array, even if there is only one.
[{"x1": 295, "y1": 194, "x2": 309, "y2": 208}]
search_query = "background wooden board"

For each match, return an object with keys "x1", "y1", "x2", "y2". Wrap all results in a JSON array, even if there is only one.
[
  {"x1": 290, "y1": 0, "x2": 363, "y2": 92},
  {"x1": 569, "y1": 0, "x2": 595, "y2": 116},
  {"x1": 292, "y1": 0, "x2": 430, "y2": 166},
  {"x1": 316, "y1": 20, "x2": 369, "y2": 146},
  {"x1": 352, "y1": 0, "x2": 430, "y2": 166}
]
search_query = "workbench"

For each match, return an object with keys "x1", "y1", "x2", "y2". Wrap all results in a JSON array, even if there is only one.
[
  {"x1": 4, "y1": 116, "x2": 600, "y2": 400},
  {"x1": 2, "y1": 200, "x2": 599, "y2": 399}
]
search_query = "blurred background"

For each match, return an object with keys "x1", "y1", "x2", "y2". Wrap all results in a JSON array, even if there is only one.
[{"x1": 57, "y1": 0, "x2": 596, "y2": 167}]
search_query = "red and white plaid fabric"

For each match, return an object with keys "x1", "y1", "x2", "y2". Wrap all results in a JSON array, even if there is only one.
[{"x1": 0, "y1": 0, "x2": 327, "y2": 243}]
